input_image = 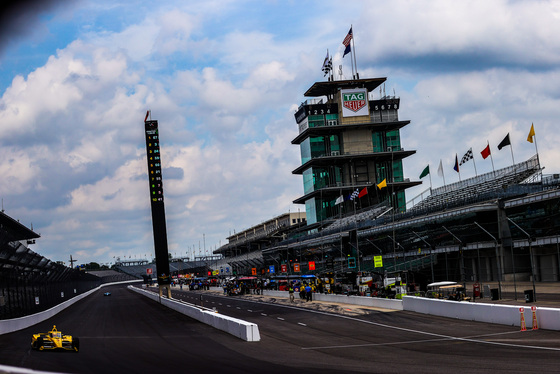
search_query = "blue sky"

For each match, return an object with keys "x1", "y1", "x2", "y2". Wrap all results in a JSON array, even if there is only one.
[{"x1": 1, "y1": 0, "x2": 559, "y2": 266}]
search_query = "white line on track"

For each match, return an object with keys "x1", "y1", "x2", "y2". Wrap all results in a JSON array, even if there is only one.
[
  {"x1": 261, "y1": 313, "x2": 267, "y2": 316},
  {"x1": 298, "y1": 322, "x2": 307, "y2": 326},
  {"x1": 277, "y1": 317, "x2": 285, "y2": 321}
]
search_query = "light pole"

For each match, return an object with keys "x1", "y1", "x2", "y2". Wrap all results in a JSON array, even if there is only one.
[
  {"x1": 442, "y1": 226, "x2": 465, "y2": 288},
  {"x1": 387, "y1": 235, "x2": 405, "y2": 271},
  {"x1": 474, "y1": 221, "x2": 502, "y2": 300},
  {"x1": 506, "y1": 217, "x2": 537, "y2": 302},
  {"x1": 412, "y1": 231, "x2": 435, "y2": 283}
]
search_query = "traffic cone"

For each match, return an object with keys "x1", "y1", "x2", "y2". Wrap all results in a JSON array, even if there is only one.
[
  {"x1": 532, "y1": 307, "x2": 539, "y2": 330},
  {"x1": 520, "y1": 309, "x2": 527, "y2": 331}
]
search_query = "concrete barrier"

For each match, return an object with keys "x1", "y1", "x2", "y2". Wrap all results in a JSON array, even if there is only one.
[
  {"x1": 261, "y1": 289, "x2": 404, "y2": 310},
  {"x1": 535, "y1": 307, "x2": 560, "y2": 330},
  {"x1": 0, "y1": 287, "x2": 100, "y2": 335},
  {"x1": 402, "y1": 296, "x2": 560, "y2": 330},
  {"x1": 129, "y1": 286, "x2": 260, "y2": 342},
  {"x1": 210, "y1": 287, "x2": 560, "y2": 331},
  {"x1": 0, "y1": 280, "x2": 143, "y2": 335}
]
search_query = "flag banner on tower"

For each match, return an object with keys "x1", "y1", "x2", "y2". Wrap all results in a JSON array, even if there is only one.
[
  {"x1": 350, "y1": 188, "x2": 359, "y2": 200},
  {"x1": 481, "y1": 144, "x2": 491, "y2": 159},
  {"x1": 459, "y1": 148, "x2": 473, "y2": 166},
  {"x1": 335, "y1": 195, "x2": 344, "y2": 205},
  {"x1": 498, "y1": 133, "x2": 511, "y2": 150},
  {"x1": 437, "y1": 159, "x2": 444, "y2": 177},
  {"x1": 342, "y1": 27, "x2": 352, "y2": 57},
  {"x1": 323, "y1": 58, "x2": 332, "y2": 76},
  {"x1": 419, "y1": 165, "x2": 430, "y2": 179},
  {"x1": 453, "y1": 154, "x2": 459, "y2": 173},
  {"x1": 527, "y1": 123, "x2": 536, "y2": 143},
  {"x1": 358, "y1": 187, "x2": 368, "y2": 198},
  {"x1": 377, "y1": 179, "x2": 387, "y2": 189},
  {"x1": 321, "y1": 51, "x2": 332, "y2": 76}
]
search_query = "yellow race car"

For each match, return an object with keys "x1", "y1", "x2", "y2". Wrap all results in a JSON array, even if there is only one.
[{"x1": 31, "y1": 325, "x2": 79, "y2": 352}]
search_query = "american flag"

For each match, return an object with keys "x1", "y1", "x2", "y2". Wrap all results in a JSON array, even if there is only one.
[
  {"x1": 342, "y1": 27, "x2": 353, "y2": 47},
  {"x1": 460, "y1": 148, "x2": 473, "y2": 166}
]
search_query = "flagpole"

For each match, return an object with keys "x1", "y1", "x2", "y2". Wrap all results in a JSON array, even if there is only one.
[
  {"x1": 488, "y1": 140, "x2": 495, "y2": 173},
  {"x1": 351, "y1": 24, "x2": 358, "y2": 79},
  {"x1": 533, "y1": 127, "x2": 540, "y2": 163},
  {"x1": 428, "y1": 165, "x2": 433, "y2": 192},
  {"x1": 350, "y1": 30, "x2": 355, "y2": 79},
  {"x1": 510, "y1": 141, "x2": 515, "y2": 166},
  {"x1": 471, "y1": 148, "x2": 478, "y2": 176},
  {"x1": 326, "y1": 48, "x2": 330, "y2": 81},
  {"x1": 438, "y1": 159, "x2": 446, "y2": 186},
  {"x1": 455, "y1": 154, "x2": 461, "y2": 182},
  {"x1": 531, "y1": 124, "x2": 541, "y2": 181}
]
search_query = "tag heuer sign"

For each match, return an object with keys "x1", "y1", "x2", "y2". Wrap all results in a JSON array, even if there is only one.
[
  {"x1": 343, "y1": 92, "x2": 366, "y2": 111},
  {"x1": 341, "y1": 88, "x2": 369, "y2": 117}
]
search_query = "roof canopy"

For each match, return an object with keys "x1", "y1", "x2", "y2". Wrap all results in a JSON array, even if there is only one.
[
  {"x1": 304, "y1": 78, "x2": 387, "y2": 97},
  {"x1": 0, "y1": 210, "x2": 40, "y2": 241}
]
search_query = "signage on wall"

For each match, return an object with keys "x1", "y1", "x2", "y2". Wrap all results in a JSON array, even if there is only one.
[{"x1": 341, "y1": 88, "x2": 369, "y2": 118}]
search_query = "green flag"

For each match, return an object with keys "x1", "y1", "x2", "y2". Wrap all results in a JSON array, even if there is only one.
[{"x1": 419, "y1": 165, "x2": 430, "y2": 179}]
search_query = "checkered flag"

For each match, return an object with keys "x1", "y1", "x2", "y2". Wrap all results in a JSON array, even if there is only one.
[
  {"x1": 350, "y1": 188, "x2": 359, "y2": 200},
  {"x1": 321, "y1": 50, "x2": 332, "y2": 77},
  {"x1": 322, "y1": 57, "x2": 332, "y2": 76},
  {"x1": 459, "y1": 148, "x2": 473, "y2": 166}
]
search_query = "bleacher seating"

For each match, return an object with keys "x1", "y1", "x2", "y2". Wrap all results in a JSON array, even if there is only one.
[
  {"x1": 325, "y1": 204, "x2": 390, "y2": 231},
  {"x1": 114, "y1": 260, "x2": 209, "y2": 279},
  {"x1": 409, "y1": 155, "x2": 540, "y2": 212},
  {"x1": 87, "y1": 270, "x2": 138, "y2": 283}
]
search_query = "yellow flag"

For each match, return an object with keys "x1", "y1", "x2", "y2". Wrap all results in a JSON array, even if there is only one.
[
  {"x1": 527, "y1": 123, "x2": 536, "y2": 143},
  {"x1": 377, "y1": 178, "x2": 387, "y2": 189}
]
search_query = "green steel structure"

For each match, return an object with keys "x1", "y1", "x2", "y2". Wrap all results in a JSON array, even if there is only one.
[{"x1": 292, "y1": 78, "x2": 421, "y2": 227}]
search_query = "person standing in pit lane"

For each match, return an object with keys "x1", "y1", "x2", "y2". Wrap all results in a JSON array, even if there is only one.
[
  {"x1": 305, "y1": 283, "x2": 312, "y2": 302},
  {"x1": 289, "y1": 284, "x2": 295, "y2": 303}
]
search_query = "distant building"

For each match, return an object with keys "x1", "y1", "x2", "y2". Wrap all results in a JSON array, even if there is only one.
[{"x1": 215, "y1": 212, "x2": 306, "y2": 258}]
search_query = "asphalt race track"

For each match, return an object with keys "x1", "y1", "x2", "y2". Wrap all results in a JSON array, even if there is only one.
[{"x1": 1, "y1": 284, "x2": 560, "y2": 374}]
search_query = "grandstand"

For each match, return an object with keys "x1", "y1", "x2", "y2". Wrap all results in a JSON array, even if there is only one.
[
  {"x1": 409, "y1": 155, "x2": 541, "y2": 212},
  {"x1": 0, "y1": 210, "x2": 102, "y2": 319},
  {"x1": 114, "y1": 259, "x2": 211, "y2": 279},
  {"x1": 210, "y1": 151, "x2": 560, "y2": 292},
  {"x1": 86, "y1": 270, "x2": 138, "y2": 283}
]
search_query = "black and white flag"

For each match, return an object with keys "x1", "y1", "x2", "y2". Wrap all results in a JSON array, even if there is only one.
[
  {"x1": 322, "y1": 51, "x2": 332, "y2": 76},
  {"x1": 459, "y1": 148, "x2": 473, "y2": 166}
]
